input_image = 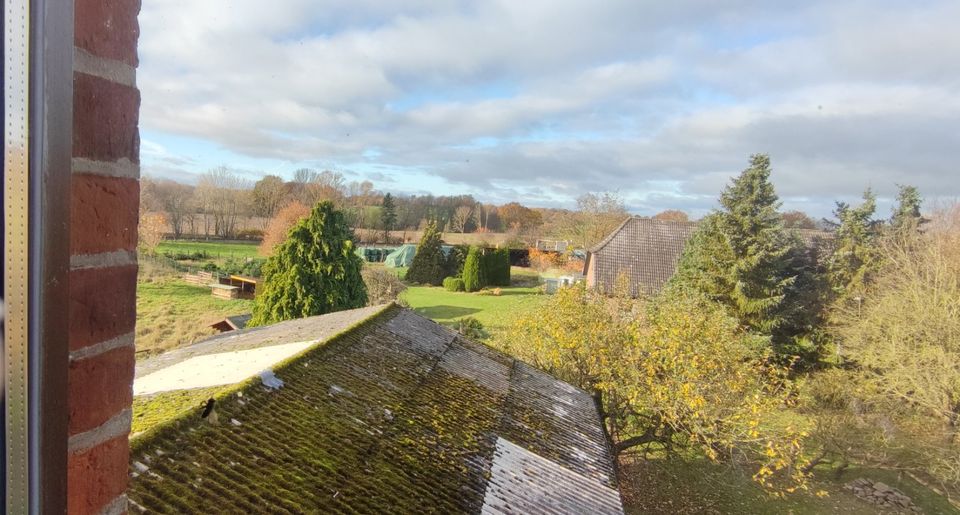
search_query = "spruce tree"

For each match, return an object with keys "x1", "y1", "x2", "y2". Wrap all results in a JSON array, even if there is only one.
[
  {"x1": 890, "y1": 184, "x2": 922, "y2": 233},
  {"x1": 673, "y1": 154, "x2": 795, "y2": 336},
  {"x1": 406, "y1": 221, "x2": 446, "y2": 285},
  {"x1": 826, "y1": 189, "x2": 881, "y2": 296},
  {"x1": 250, "y1": 201, "x2": 367, "y2": 326}
]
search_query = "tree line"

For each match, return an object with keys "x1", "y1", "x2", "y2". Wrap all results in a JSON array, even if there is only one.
[{"x1": 141, "y1": 166, "x2": 697, "y2": 248}]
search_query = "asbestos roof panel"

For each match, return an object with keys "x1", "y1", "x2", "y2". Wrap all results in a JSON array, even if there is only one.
[
  {"x1": 128, "y1": 305, "x2": 623, "y2": 514},
  {"x1": 481, "y1": 437, "x2": 624, "y2": 515}
]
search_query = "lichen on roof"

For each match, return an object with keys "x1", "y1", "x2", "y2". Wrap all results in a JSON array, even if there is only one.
[{"x1": 128, "y1": 305, "x2": 623, "y2": 514}]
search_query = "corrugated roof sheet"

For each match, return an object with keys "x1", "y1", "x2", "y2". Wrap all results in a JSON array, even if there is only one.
[
  {"x1": 587, "y1": 217, "x2": 697, "y2": 296},
  {"x1": 128, "y1": 305, "x2": 623, "y2": 514}
]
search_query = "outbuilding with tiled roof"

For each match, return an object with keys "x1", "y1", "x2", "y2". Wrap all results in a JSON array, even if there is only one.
[{"x1": 583, "y1": 217, "x2": 698, "y2": 297}]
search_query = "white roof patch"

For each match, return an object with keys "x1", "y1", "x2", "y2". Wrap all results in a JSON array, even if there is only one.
[
  {"x1": 481, "y1": 437, "x2": 623, "y2": 515},
  {"x1": 134, "y1": 340, "x2": 317, "y2": 396}
]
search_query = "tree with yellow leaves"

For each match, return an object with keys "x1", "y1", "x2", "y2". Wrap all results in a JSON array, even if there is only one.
[{"x1": 498, "y1": 280, "x2": 811, "y2": 492}]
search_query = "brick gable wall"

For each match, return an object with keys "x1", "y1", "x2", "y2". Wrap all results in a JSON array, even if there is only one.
[{"x1": 67, "y1": 1, "x2": 141, "y2": 513}]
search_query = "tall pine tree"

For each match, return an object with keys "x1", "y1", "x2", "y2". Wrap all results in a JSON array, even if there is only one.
[
  {"x1": 249, "y1": 202, "x2": 367, "y2": 326},
  {"x1": 890, "y1": 184, "x2": 922, "y2": 233},
  {"x1": 673, "y1": 154, "x2": 795, "y2": 336},
  {"x1": 380, "y1": 192, "x2": 397, "y2": 241},
  {"x1": 406, "y1": 221, "x2": 446, "y2": 285}
]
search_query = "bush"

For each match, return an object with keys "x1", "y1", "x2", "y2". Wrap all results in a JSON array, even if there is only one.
[
  {"x1": 362, "y1": 268, "x2": 407, "y2": 306},
  {"x1": 444, "y1": 244, "x2": 470, "y2": 278},
  {"x1": 462, "y1": 246, "x2": 486, "y2": 292},
  {"x1": 220, "y1": 257, "x2": 266, "y2": 277},
  {"x1": 406, "y1": 222, "x2": 446, "y2": 286},
  {"x1": 455, "y1": 317, "x2": 487, "y2": 340},
  {"x1": 236, "y1": 229, "x2": 265, "y2": 241},
  {"x1": 484, "y1": 248, "x2": 511, "y2": 286},
  {"x1": 443, "y1": 276, "x2": 465, "y2": 292}
]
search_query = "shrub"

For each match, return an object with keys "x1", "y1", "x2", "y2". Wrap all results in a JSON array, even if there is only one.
[
  {"x1": 444, "y1": 244, "x2": 470, "y2": 278},
  {"x1": 362, "y1": 268, "x2": 407, "y2": 306},
  {"x1": 236, "y1": 229, "x2": 265, "y2": 241},
  {"x1": 455, "y1": 317, "x2": 487, "y2": 340},
  {"x1": 406, "y1": 222, "x2": 446, "y2": 286},
  {"x1": 442, "y1": 276, "x2": 465, "y2": 292},
  {"x1": 484, "y1": 248, "x2": 511, "y2": 286},
  {"x1": 250, "y1": 202, "x2": 367, "y2": 326},
  {"x1": 462, "y1": 246, "x2": 486, "y2": 292}
]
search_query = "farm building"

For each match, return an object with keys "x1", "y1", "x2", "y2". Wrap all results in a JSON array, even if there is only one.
[
  {"x1": 210, "y1": 314, "x2": 252, "y2": 333},
  {"x1": 584, "y1": 217, "x2": 697, "y2": 297},
  {"x1": 129, "y1": 304, "x2": 624, "y2": 514}
]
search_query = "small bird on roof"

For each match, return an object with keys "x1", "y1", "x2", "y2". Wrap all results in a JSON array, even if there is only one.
[{"x1": 200, "y1": 398, "x2": 219, "y2": 424}]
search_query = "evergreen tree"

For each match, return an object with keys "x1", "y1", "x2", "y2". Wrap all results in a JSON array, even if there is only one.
[
  {"x1": 673, "y1": 154, "x2": 795, "y2": 336},
  {"x1": 462, "y1": 246, "x2": 486, "y2": 292},
  {"x1": 890, "y1": 184, "x2": 922, "y2": 233},
  {"x1": 249, "y1": 202, "x2": 367, "y2": 326},
  {"x1": 826, "y1": 189, "x2": 881, "y2": 296},
  {"x1": 406, "y1": 221, "x2": 446, "y2": 285},
  {"x1": 484, "y1": 248, "x2": 511, "y2": 286},
  {"x1": 380, "y1": 192, "x2": 397, "y2": 240}
]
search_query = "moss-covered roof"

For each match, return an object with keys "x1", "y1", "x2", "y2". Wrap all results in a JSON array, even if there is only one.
[{"x1": 128, "y1": 305, "x2": 623, "y2": 514}]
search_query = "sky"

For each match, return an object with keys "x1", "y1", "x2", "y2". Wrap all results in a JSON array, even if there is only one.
[{"x1": 138, "y1": 0, "x2": 960, "y2": 218}]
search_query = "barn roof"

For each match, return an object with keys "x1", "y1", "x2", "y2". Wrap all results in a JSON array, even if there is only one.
[
  {"x1": 585, "y1": 217, "x2": 698, "y2": 296},
  {"x1": 128, "y1": 305, "x2": 623, "y2": 514}
]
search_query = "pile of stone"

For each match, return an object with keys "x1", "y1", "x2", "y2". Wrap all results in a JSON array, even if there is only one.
[{"x1": 845, "y1": 478, "x2": 922, "y2": 513}]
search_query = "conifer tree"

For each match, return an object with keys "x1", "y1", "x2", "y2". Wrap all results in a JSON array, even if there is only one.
[
  {"x1": 890, "y1": 184, "x2": 922, "y2": 233},
  {"x1": 380, "y1": 192, "x2": 397, "y2": 241},
  {"x1": 826, "y1": 189, "x2": 881, "y2": 296},
  {"x1": 250, "y1": 202, "x2": 367, "y2": 326},
  {"x1": 462, "y1": 246, "x2": 486, "y2": 292},
  {"x1": 406, "y1": 221, "x2": 446, "y2": 285},
  {"x1": 673, "y1": 154, "x2": 795, "y2": 336}
]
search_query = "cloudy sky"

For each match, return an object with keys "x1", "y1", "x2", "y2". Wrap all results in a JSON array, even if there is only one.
[{"x1": 139, "y1": 0, "x2": 959, "y2": 217}]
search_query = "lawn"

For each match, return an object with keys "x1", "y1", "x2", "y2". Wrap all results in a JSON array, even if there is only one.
[
  {"x1": 620, "y1": 456, "x2": 958, "y2": 514},
  {"x1": 156, "y1": 240, "x2": 260, "y2": 260},
  {"x1": 136, "y1": 277, "x2": 254, "y2": 359},
  {"x1": 400, "y1": 284, "x2": 545, "y2": 337}
]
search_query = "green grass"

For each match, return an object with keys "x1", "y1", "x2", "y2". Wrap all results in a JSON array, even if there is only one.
[
  {"x1": 156, "y1": 240, "x2": 260, "y2": 260},
  {"x1": 400, "y1": 284, "x2": 545, "y2": 336},
  {"x1": 620, "y1": 456, "x2": 958, "y2": 514},
  {"x1": 137, "y1": 277, "x2": 254, "y2": 358}
]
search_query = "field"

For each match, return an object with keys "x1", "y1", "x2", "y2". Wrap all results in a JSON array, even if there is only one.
[
  {"x1": 136, "y1": 274, "x2": 253, "y2": 358},
  {"x1": 156, "y1": 239, "x2": 261, "y2": 261}
]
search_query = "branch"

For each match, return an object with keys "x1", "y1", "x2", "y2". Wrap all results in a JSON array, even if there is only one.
[{"x1": 614, "y1": 429, "x2": 661, "y2": 455}]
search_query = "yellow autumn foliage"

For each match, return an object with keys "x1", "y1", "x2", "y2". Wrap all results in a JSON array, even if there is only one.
[{"x1": 498, "y1": 281, "x2": 812, "y2": 492}]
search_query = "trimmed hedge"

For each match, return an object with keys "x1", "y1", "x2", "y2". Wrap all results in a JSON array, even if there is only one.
[
  {"x1": 484, "y1": 248, "x2": 511, "y2": 286},
  {"x1": 442, "y1": 276, "x2": 465, "y2": 292}
]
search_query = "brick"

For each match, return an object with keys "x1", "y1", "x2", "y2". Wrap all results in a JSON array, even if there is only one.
[
  {"x1": 74, "y1": 0, "x2": 141, "y2": 66},
  {"x1": 73, "y1": 73, "x2": 140, "y2": 163},
  {"x1": 69, "y1": 265, "x2": 137, "y2": 352},
  {"x1": 68, "y1": 345, "x2": 134, "y2": 435},
  {"x1": 68, "y1": 436, "x2": 130, "y2": 515},
  {"x1": 68, "y1": 264, "x2": 137, "y2": 352},
  {"x1": 71, "y1": 174, "x2": 139, "y2": 255}
]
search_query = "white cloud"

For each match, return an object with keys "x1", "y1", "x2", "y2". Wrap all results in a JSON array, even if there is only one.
[{"x1": 138, "y1": 0, "x2": 960, "y2": 216}]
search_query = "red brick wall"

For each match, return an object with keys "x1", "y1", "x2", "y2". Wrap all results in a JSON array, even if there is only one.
[{"x1": 67, "y1": 1, "x2": 141, "y2": 514}]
